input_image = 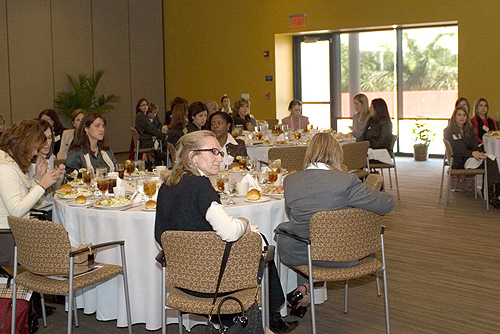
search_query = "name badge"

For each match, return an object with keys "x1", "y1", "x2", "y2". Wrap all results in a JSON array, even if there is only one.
[
  {"x1": 452, "y1": 134, "x2": 462, "y2": 140},
  {"x1": 483, "y1": 125, "x2": 489, "y2": 132},
  {"x1": 54, "y1": 135, "x2": 61, "y2": 142}
]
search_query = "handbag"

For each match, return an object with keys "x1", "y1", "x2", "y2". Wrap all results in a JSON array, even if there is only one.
[
  {"x1": 0, "y1": 278, "x2": 37, "y2": 334},
  {"x1": 205, "y1": 243, "x2": 264, "y2": 334},
  {"x1": 70, "y1": 243, "x2": 96, "y2": 276}
]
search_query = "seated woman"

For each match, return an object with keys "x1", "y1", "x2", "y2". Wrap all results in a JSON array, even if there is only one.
[
  {"x1": 455, "y1": 97, "x2": 470, "y2": 113},
  {"x1": 350, "y1": 94, "x2": 370, "y2": 140},
  {"x1": 186, "y1": 101, "x2": 208, "y2": 133},
  {"x1": 209, "y1": 111, "x2": 248, "y2": 167},
  {"x1": 167, "y1": 103, "x2": 189, "y2": 146},
  {"x1": 39, "y1": 109, "x2": 65, "y2": 156},
  {"x1": 135, "y1": 99, "x2": 166, "y2": 149},
  {"x1": 471, "y1": 98, "x2": 498, "y2": 144},
  {"x1": 220, "y1": 95, "x2": 232, "y2": 114},
  {"x1": 359, "y1": 98, "x2": 393, "y2": 150},
  {"x1": 281, "y1": 100, "x2": 309, "y2": 131},
  {"x1": 0, "y1": 120, "x2": 59, "y2": 266},
  {"x1": 28, "y1": 119, "x2": 65, "y2": 218},
  {"x1": 154, "y1": 130, "x2": 297, "y2": 333},
  {"x1": 232, "y1": 98, "x2": 257, "y2": 131},
  {"x1": 275, "y1": 132, "x2": 395, "y2": 317},
  {"x1": 444, "y1": 106, "x2": 500, "y2": 207},
  {"x1": 58, "y1": 109, "x2": 86, "y2": 160},
  {"x1": 65, "y1": 113, "x2": 116, "y2": 174}
]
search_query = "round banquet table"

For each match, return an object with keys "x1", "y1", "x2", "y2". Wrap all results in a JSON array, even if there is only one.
[
  {"x1": 53, "y1": 190, "x2": 326, "y2": 330},
  {"x1": 483, "y1": 136, "x2": 500, "y2": 170}
]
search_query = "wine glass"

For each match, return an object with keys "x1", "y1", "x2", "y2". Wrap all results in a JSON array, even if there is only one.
[
  {"x1": 216, "y1": 173, "x2": 228, "y2": 199},
  {"x1": 144, "y1": 179, "x2": 157, "y2": 201},
  {"x1": 247, "y1": 158, "x2": 257, "y2": 174},
  {"x1": 224, "y1": 182, "x2": 237, "y2": 205},
  {"x1": 136, "y1": 177, "x2": 146, "y2": 203},
  {"x1": 115, "y1": 164, "x2": 125, "y2": 179}
]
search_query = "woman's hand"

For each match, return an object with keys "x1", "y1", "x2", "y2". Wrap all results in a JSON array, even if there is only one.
[
  {"x1": 472, "y1": 151, "x2": 488, "y2": 160},
  {"x1": 55, "y1": 164, "x2": 66, "y2": 180},
  {"x1": 38, "y1": 169, "x2": 58, "y2": 190},
  {"x1": 238, "y1": 217, "x2": 250, "y2": 231},
  {"x1": 33, "y1": 155, "x2": 48, "y2": 182}
]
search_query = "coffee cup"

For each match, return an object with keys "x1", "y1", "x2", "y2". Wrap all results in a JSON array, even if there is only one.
[
  {"x1": 236, "y1": 182, "x2": 249, "y2": 195},
  {"x1": 153, "y1": 166, "x2": 167, "y2": 175}
]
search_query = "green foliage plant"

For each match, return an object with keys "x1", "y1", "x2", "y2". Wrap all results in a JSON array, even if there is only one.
[
  {"x1": 412, "y1": 117, "x2": 436, "y2": 147},
  {"x1": 54, "y1": 70, "x2": 119, "y2": 120}
]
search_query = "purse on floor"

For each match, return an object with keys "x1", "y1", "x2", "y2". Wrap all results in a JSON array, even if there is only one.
[{"x1": 205, "y1": 243, "x2": 264, "y2": 334}]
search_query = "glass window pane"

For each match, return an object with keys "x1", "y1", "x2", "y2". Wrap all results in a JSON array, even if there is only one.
[
  {"x1": 301, "y1": 40, "x2": 330, "y2": 102},
  {"x1": 398, "y1": 119, "x2": 448, "y2": 155},
  {"x1": 337, "y1": 119, "x2": 352, "y2": 134},
  {"x1": 302, "y1": 103, "x2": 330, "y2": 129},
  {"x1": 402, "y1": 26, "x2": 458, "y2": 118}
]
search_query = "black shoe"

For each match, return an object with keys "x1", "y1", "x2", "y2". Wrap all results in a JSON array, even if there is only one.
[
  {"x1": 286, "y1": 290, "x2": 303, "y2": 308},
  {"x1": 290, "y1": 304, "x2": 308, "y2": 318},
  {"x1": 270, "y1": 312, "x2": 299, "y2": 333}
]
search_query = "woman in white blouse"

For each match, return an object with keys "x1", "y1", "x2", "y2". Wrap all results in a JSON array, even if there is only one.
[{"x1": 58, "y1": 109, "x2": 85, "y2": 160}]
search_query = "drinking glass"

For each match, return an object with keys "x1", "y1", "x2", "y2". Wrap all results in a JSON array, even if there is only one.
[
  {"x1": 216, "y1": 173, "x2": 228, "y2": 199},
  {"x1": 135, "y1": 160, "x2": 145, "y2": 173},
  {"x1": 136, "y1": 177, "x2": 146, "y2": 203},
  {"x1": 95, "y1": 167, "x2": 107, "y2": 179},
  {"x1": 82, "y1": 170, "x2": 93, "y2": 186},
  {"x1": 97, "y1": 177, "x2": 110, "y2": 197},
  {"x1": 144, "y1": 179, "x2": 157, "y2": 201},
  {"x1": 257, "y1": 172, "x2": 268, "y2": 185},
  {"x1": 115, "y1": 164, "x2": 125, "y2": 179},
  {"x1": 107, "y1": 174, "x2": 117, "y2": 194},
  {"x1": 247, "y1": 158, "x2": 257, "y2": 173},
  {"x1": 268, "y1": 170, "x2": 278, "y2": 184},
  {"x1": 224, "y1": 182, "x2": 237, "y2": 205},
  {"x1": 125, "y1": 161, "x2": 135, "y2": 180},
  {"x1": 238, "y1": 156, "x2": 248, "y2": 170}
]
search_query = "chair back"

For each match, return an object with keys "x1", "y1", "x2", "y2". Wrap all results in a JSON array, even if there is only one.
[
  {"x1": 8, "y1": 216, "x2": 71, "y2": 276},
  {"x1": 443, "y1": 139, "x2": 454, "y2": 167},
  {"x1": 365, "y1": 174, "x2": 384, "y2": 191},
  {"x1": 309, "y1": 208, "x2": 383, "y2": 262},
  {"x1": 265, "y1": 118, "x2": 278, "y2": 128},
  {"x1": 342, "y1": 141, "x2": 370, "y2": 170},
  {"x1": 161, "y1": 231, "x2": 261, "y2": 293},
  {"x1": 167, "y1": 142, "x2": 176, "y2": 168},
  {"x1": 130, "y1": 127, "x2": 140, "y2": 144},
  {"x1": 388, "y1": 134, "x2": 398, "y2": 157},
  {"x1": 268, "y1": 146, "x2": 308, "y2": 171}
]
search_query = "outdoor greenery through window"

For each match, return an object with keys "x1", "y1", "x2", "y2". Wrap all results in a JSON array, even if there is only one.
[{"x1": 297, "y1": 25, "x2": 458, "y2": 155}]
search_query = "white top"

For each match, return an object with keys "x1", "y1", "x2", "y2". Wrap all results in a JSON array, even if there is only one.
[
  {"x1": 0, "y1": 150, "x2": 45, "y2": 228},
  {"x1": 220, "y1": 133, "x2": 239, "y2": 166}
]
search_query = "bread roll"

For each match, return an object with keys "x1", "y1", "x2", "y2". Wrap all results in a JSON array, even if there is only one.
[
  {"x1": 246, "y1": 189, "x2": 261, "y2": 201},
  {"x1": 231, "y1": 164, "x2": 241, "y2": 171},
  {"x1": 59, "y1": 184, "x2": 73, "y2": 192},
  {"x1": 145, "y1": 200, "x2": 157, "y2": 209},
  {"x1": 75, "y1": 196, "x2": 87, "y2": 204}
]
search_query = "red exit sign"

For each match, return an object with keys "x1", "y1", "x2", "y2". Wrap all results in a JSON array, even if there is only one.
[{"x1": 289, "y1": 14, "x2": 306, "y2": 28}]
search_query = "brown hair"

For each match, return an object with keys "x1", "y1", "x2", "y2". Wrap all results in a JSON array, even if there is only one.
[
  {"x1": 448, "y1": 106, "x2": 476, "y2": 138},
  {"x1": 303, "y1": 132, "x2": 346, "y2": 171},
  {"x1": 165, "y1": 130, "x2": 216, "y2": 186},
  {"x1": 71, "y1": 109, "x2": 86, "y2": 124},
  {"x1": 169, "y1": 103, "x2": 188, "y2": 129},
  {"x1": 473, "y1": 98, "x2": 489, "y2": 118},
  {"x1": 70, "y1": 113, "x2": 109, "y2": 152},
  {"x1": 0, "y1": 119, "x2": 47, "y2": 172},
  {"x1": 234, "y1": 98, "x2": 250, "y2": 114}
]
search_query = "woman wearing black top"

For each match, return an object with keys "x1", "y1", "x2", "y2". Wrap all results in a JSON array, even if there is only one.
[
  {"x1": 186, "y1": 101, "x2": 208, "y2": 133},
  {"x1": 232, "y1": 98, "x2": 257, "y2": 131},
  {"x1": 444, "y1": 106, "x2": 500, "y2": 207},
  {"x1": 167, "y1": 103, "x2": 188, "y2": 146},
  {"x1": 39, "y1": 109, "x2": 65, "y2": 156},
  {"x1": 135, "y1": 99, "x2": 166, "y2": 148},
  {"x1": 360, "y1": 98, "x2": 393, "y2": 150},
  {"x1": 154, "y1": 130, "x2": 297, "y2": 332}
]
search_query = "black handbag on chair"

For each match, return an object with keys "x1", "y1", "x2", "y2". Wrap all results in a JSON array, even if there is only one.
[{"x1": 205, "y1": 243, "x2": 264, "y2": 334}]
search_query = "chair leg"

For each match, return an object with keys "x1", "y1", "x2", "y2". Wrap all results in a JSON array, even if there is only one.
[
  {"x1": 444, "y1": 172, "x2": 452, "y2": 209},
  {"x1": 381, "y1": 233, "x2": 390, "y2": 334},
  {"x1": 73, "y1": 297, "x2": 79, "y2": 327},
  {"x1": 11, "y1": 247, "x2": 18, "y2": 334},
  {"x1": 393, "y1": 166, "x2": 400, "y2": 200},
  {"x1": 263, "y1": 263, "x2": 270, "y2": 328},
  {"x1": 162, "y1": 266, "x2": 166, "y2": 334},
  {"x1": 375, "y1": 271, "x2": 381, "y2": 297},
  {"x1": 120, "y1": 244, "x2": 133, "y2": 334},
  {"x1": 388, "y1": 169, "x2": 393, "y2": 188},
  {"x1": 68, "y1": 257, "x2": 75, "y2": 334},
  {"x1": 440, "y1": 162, "x2": 446, "y2": 198},
  {"x1": 474, "y1": 176, "x2": 478, "y2": 199},
  {"x1": 178, "y1": 312, "x2": 183, "y2": 334},
  {"x1": 41, "y1": 293, "x2": 48, "y2": 327},
  {"x1": 484, "y1": 165, "x2": 489, "y2": 211},
  {"x1": 343, "y1": 280, "x2": 348, "y2": 314},
  {"x1": 307, "y1": 244, "x2": 316, "y2": 334}
]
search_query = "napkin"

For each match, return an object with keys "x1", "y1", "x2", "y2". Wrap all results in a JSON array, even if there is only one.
[
  {"x1": 464, "y1": 154, "x2": 497, "y2": 169},
  {"x1": 241, "y1": 173, "x2": 261, "y2": 192},
  {"x1": 276, "y1": 133, "x2": 285, "y2": 142}
]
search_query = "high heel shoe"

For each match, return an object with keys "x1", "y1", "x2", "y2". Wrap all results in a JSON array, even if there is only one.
[{"x1": 286, "y1": 290, "x2": 303, "y2": 308}]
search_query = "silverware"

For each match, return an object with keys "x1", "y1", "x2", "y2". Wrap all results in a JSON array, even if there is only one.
[{"x1": 121, "y1": 204, "x2": 143, "y2": 211}]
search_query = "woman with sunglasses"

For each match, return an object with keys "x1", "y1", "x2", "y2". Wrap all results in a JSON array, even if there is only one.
[{"x1": 154, "y1": 130, "x2": 298, "y2": 333}]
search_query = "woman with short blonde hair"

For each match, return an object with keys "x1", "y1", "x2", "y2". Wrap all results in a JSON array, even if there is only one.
[{"x1": 303, "y1": 132, "x2": 345, "y2": 171}]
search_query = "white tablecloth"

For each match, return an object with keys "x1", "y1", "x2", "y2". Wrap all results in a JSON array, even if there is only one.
[
  {"x1": 54, "y1": 193, "x2": 314, "y2": 330},
  {"x1": 483, "y1": 136, "x2": 500, "y2": 170}
]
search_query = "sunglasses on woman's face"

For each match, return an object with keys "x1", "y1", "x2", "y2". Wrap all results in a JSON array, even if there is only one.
[{"x1": 194, "y1": 148, "x2": 224, "y2": 157}]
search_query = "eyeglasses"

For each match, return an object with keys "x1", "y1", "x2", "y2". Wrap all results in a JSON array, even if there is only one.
[{"x1": 194, "y1": 148, "x2": 224, "y2": 157}]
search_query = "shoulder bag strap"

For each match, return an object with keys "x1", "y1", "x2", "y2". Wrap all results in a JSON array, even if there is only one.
[{"x1": 208, "y1": 242, "x2": 232, "y2": 319}]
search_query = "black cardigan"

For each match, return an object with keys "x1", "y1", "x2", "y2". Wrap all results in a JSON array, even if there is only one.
[{"x1": 359, "y1": 118, "x2": 393, "y2": 150}]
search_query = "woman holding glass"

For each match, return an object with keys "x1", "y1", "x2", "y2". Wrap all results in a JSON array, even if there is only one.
[
  {"x1": 275, "y1": 132, "x2": 394, "y2": 317},
  {"x1": 154, "y1": 130, "x2": 298, "y2": 332},
  {"x1": 66, "y1": 113, "x2": 116, "y2": 174}
]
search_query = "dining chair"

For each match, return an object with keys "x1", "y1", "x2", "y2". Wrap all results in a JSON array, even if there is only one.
[
  {"x1": 276, "y1": 208, "x2": 390, "y2": 334},
  {"x1": 130, "y1": 126, "x2": 155, "y2": 161},
  {"x1": 167, "y1": 142, "x2": 176, "y2": 169},
  {"x1": 8, "y1": 216, "x2": 132, "y2": 334},
  {"x1": 342, "y1": 141, "x2": 370, "y2": 179},
  {"x1": 365, "y1": 173, "x2": 384, "y2": 191},
  {"x1": 268, "y1": 146, "x2": 308, "y2": 172},
  {"x1": 443, "y1": 139, "x2": 489, "y2": 210},
  {"x1": 369, "y1": 135, "x2": 400, "y2": 199},
  {"x1": 156, "y1": 231, "x2": 271, "y2": 334},
  {"x1": 265, "y1": 118, "x2": 279, "y2": 128}
]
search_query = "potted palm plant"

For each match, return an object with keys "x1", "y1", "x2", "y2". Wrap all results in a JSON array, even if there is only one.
[
  {"x1": 412, "y1": 118, "x2": 436, "y2": 161},
  {"x1": 54, "y1": 70, "x2": 118, "y2": 120}
]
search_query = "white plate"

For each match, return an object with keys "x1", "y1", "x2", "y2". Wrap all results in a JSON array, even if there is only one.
[
  {"x1": 142, "y1": 208, "x2": 156, "y2": 212},
  {"x1": 94, "y1": 199, "x2": 133, "y2": 210},
  {"x1": 244, "y1": 196, "x2": 271, "y2": 203},
  {"x1": 68, "y1": 201, "x2": 94, "y2": 207}
]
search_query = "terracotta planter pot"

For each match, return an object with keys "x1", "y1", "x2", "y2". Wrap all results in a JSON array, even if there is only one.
[{"x1": 413, "y1": 144, "x2": 428, "y2": 161}]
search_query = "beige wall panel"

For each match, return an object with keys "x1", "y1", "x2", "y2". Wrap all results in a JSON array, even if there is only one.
[
  {"x1": 0, "y1": 1, "x2": 11, "y2": 125},
  {"x1": 129, "y1": 0, "x2": 165, "y2": 121},
  {"x1": 92, "y1": 0, "x2": 131, "y2": 153},
  {"x1": 51, "y1": 0, "x2": 93, "y2": 125},
  {"x1": 8, "y1": 0, "x2": 53, "y2": 123}
]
